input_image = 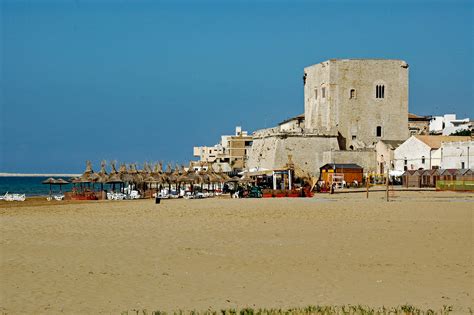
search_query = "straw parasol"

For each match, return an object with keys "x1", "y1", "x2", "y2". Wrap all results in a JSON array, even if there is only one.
[
  {"x1": 54, "y1": 178, "x2": 69, "y2": 193},
  {"x1": 42, "y1": 177, "x2": 56, "y2": 195},
  {"x1": 143, "y1": 162, "x2": 153, "y2": 175},
  {"x1": 216, "y1": 164, "x2": 231, "y2": 182},
  {"x1": 42, "y1": 177, "x2": 70, "y2": 195},
  {"x1": 152, "y1": 162, "x2": 165, "y2": 185},
  {"x1": 95, "y1": 161, "x2": 109, "y2": 190},
  {"x1": 119, "y1": 163, "x2": 133, "y2": 183},
  {"x1": 167, "y1": 164, "x2": 181, "y2": 184},
  {"x1": 144, "y1": 174, "x2": 161, "y2": 191},
  {"x1": 177, "y1": 163, "x2": 205, "y2": 192},
  {"x1": 129, "y1": 163, "x2": 144, "y2": 184},
  {"x1": 79, "y1": 160, "x2": 94, "y2": 183},
  {"x1": 106, "y1": 161, "x2": 123, "y2": 191}
]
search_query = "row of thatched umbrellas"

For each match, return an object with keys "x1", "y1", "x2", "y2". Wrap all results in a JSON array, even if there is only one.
[
  {"x1": 42, "y1": 177, "x2": 70, "y2": 194},
  {"x1": 66, "y1": 161, "x2": 246, "y2": 193}
]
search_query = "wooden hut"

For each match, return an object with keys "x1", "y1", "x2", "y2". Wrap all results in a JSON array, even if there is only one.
[
  {"x1": 420, "y1": 169, "x2": 442, "y2": 188},
  {"x1": 402, "y1": 170, "x2": 420, "y2": 188},
  {"x1": 319, "y1": 163, "x2": 363, "y2": 185},
  {"x1": 459, "y1": 169, "x2": 474, "y2": 180},
  {"x1": 440, "y1": 169, "x2": 458, "y2": 181}
]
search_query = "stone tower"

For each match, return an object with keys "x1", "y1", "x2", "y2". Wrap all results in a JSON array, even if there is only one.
[{"x1": 304, "y1": 59, "x2": 409, "y2": 149}]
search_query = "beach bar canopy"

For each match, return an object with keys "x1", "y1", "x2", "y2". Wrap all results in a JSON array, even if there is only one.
[{"x1": 240, "y1": 167, "x2": 294, "y2": 190}]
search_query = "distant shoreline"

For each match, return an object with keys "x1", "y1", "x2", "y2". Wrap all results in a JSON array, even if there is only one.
[{"x1": 0, "y1": 173, "x2": 81, "y2": 177}]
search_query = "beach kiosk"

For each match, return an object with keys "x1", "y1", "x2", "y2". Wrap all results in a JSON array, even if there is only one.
[{"x1": 319, "y1": 163, "x2": 363, "y2": 187}]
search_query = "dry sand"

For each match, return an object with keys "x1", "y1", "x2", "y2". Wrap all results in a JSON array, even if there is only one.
[{"x1": 1, "y1": 191, "x2": 473, "y2": 314}]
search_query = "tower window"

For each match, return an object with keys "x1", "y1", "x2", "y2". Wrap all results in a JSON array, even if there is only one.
[
  {"x1": 421, "y1": 156, "x2": 425, "y2": 164},
  {"x1": 315, "y1": 88, "x2": 318, "y2": 99},
  {"x1": 376, "y1": 85, "x2": 385, "y2": 99},
  {"x1": 350, "y1": 89, "x2": 356, "y2": 99},
  {"x1": 322, "y1": 87, "x2": 326, "y2": 98},
  {"x1": 376, "y1": 126, "x2": 382, "y2": 137}
]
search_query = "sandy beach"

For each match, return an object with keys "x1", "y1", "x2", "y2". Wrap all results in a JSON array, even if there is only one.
[{"x1": 1, "y1": 191, "x2": 473, "y2": 314}]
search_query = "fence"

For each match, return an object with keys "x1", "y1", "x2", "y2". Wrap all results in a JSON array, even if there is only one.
[{"x1": 436, "y1": 180, "x2": 474, "y2": 191}]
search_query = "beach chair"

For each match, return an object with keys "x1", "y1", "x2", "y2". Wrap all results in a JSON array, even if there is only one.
[
  {"x1": 54, "y1": 194, "x2": 65, "y2": 201},
  {"x1": 183, "y1": 191, "x2": 194, "y2": 199},
  {"x1": 13, "y1": 194, "x2": 26, "y2": 201},
  {"x1": 130, "y1": 190, "x2": 140, "y2": 199}
]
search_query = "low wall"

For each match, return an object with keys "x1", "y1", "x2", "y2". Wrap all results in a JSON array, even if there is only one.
[{"x1": 436, "y1": 180, "x2": 474, "y2": 191}]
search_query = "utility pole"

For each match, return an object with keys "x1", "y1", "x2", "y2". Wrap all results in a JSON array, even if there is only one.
[{"x1": 386, "y1": 166, "x2": 390, "y2": 202}]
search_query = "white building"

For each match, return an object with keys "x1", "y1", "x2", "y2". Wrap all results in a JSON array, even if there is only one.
[
  {"x1": 375, "y1": 140, "x2": 404, "y2": 174},
  {"x1": 193, "y1": 126, "x2": 253, "y2": 171},
  {"x1": 278, "y1": 114, "x2": 305, "y2": 132},
  {"x1": 440, "y1": 140, "x2": 473, "y2": 169},
  {"x1": 192, "y1": 144, "x2": 225, "y2": 163},
  {"x1": 429, "y1": 114, "x2": 472, "y2": 135},
  {"x1": 393, "y1": 135, "x2": 471, "y2": 172}
]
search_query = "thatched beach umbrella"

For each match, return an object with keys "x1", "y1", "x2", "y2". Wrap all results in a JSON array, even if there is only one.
[
  {"x1": 54, "y1": 178, "x2": 70, "y2": 193},
  {"x1": 178, "y1": 163, "x2": 205, "y2": 192},
  {"x1": 144, "y1": 174, "x2": 161, "y2": 192},
  {"x1": 151, "y1": 162, "x2": 165, "y2": 187},
  {"x1": 107, "y1": 161, "x2": 124, "y2": 192},
  {"x1": 42, "y1": 178, "x2": 70, "y2": 195},
  {"x1": 42, "y1": 177, "x2": 56, "y2": 195},
  {"x1": 79, "y1": 160, "x2": 94, "y2": 183},
  {"x1": 95, "y1": 161, "x2": 109, "y2": 191},
  {"x1": 216, "y1": 164, "x2": 231, "y2": 183}
]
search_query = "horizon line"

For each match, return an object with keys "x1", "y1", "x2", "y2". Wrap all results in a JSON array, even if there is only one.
[{"x1": 0, "y1": 173, "x2": 81, "y2": 177}]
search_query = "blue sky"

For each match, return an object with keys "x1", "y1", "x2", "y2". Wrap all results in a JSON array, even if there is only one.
[{"x1": 1, "y1": 0, "x2": 473, "y2": 173}]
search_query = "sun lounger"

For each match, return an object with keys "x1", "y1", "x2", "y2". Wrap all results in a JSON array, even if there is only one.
[
  {"x1": 129, "y1": 190, "x2": 140, "y2": 199},
  {"x1": 4, "y1": 193, "x2": 26, "y2": 201},
  {"x1": 107, "y1": 192, "x2": 127, "y2": 200}
]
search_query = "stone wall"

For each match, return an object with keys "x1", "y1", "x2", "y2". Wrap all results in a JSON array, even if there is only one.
[
  {"x1": 247, "y1": 132, "x2": 339, "y2": 176},
  {"x1": 322, "y1": 150, "x2": 377, "y2": 174},
  {"x1": 304, "y1": 59, "x2": 409, "y2": 149}
]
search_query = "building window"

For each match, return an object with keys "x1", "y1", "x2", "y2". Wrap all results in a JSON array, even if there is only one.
[
  {"x1": 404, "y1": 158, "x2": 407, "y2": 166},
  {"x1": 376, "y1": 85, "x2": 385, "y2": 99},
  {"x1": 421, "y1": 156, "x2": 425, "y2": 164},
  {"x1": 376, "y1": 126, "x2": 382, "y2": 137},
  {"x1": 350, "y1": 89, "x2": 356, "y2": 99},
  {"x1": 352, "y1": 135, "x2": 356, "y2": 140},
  {"x1": 461, "y1": 162, "x2": 465, "y2": 169},
  {"x1": 322, "y1": 87, "x2": 326, "y2": 98},
  {"x1": 315, "y1": 88, "x2": 318, "y2": 99}
]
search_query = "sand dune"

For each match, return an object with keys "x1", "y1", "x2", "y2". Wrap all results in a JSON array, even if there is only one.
[{"x1": 1, "y1": 191, "x2": 472, "y2": 314}]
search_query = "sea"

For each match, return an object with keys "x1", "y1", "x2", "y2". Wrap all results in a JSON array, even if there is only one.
[{"x1": 0, "y1": 176, "x2": 73, "y2": 196}]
